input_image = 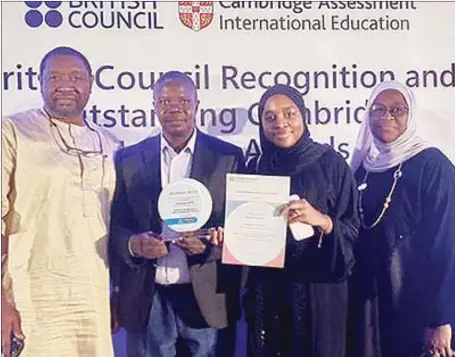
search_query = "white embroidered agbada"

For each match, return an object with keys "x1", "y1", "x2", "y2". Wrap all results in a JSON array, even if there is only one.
[{"x1": 1, "y1": 109, "x2": 120, "y2": 357}]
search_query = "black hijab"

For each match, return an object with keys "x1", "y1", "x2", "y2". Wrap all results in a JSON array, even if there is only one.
[{"x1": 257, "y1": 84, "x2": 329, "y2": 176}]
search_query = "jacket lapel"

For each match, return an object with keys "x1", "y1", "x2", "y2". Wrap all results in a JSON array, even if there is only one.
[
  {"x1": 139, "y1": 135, "x2": 162, "y2": 229},
  {"x1": 190, "y1": 131, "x2": 217, "y2": 185}
]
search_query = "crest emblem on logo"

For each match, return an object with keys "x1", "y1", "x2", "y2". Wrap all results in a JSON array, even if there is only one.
[{"x1": 178, "y1": 1, "x2": 214, "y2": 31}]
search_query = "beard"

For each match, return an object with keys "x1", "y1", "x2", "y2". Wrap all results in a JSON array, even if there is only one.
[{"x1": 46, "y1": 98, "x2": 85, "y2": 119}]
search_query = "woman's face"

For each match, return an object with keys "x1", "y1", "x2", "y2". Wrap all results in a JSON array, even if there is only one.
[
  {"x1": 261, "y1": 94, "x2": 305, "y2": 148},
  {"x1": 369, "y1": 89, "x2": 409, "y2": 143}
]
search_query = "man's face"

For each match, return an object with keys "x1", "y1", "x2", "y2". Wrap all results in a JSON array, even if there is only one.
[
  {"x1": 154, "y1": 80, "x2": 198, "y2": 138},
  {"x1": 40, "y1": 54, "x2": 93, "y2": 119}
]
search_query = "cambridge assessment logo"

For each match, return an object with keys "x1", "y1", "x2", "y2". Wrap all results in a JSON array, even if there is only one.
[{"x1": 178, "y1": 1, "x2": 214, "y2": 31}]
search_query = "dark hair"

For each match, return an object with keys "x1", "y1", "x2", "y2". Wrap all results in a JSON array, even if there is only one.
[
  {"x1": 154, "y1": 70, "x2": 197, "y2": 98},
  {"x1": 39, "y1": 46, "x2": 92, "y2": 75}
]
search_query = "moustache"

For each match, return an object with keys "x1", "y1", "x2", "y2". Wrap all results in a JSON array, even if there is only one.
[
  {"x1": 163, "y1": 110, "x2": 188, "y2": 117},
  {"x1": 53, "y1": 88, "x2": 80, "y2": 97}
]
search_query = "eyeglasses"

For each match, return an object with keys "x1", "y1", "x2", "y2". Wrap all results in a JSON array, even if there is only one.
[
  {"x1": 45, "y1": 112, "x2": 109, "y2": 218},
  {"x1": 45, "y1": 111, "x2": 104, "y2": 157},
  {"x1": 50, "y1": 122, "x2": 104, "y2": 157},
  {"x1": 369, "y1": 104, "x2": 408, "y2": 119}
]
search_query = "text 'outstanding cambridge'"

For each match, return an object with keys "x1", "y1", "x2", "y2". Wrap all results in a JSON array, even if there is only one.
[{"x1": 82, "y1": 99, "x2": 368, "y2": 132}]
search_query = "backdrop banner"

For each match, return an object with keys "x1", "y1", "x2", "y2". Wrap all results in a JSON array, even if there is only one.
[
  {"x1": 2, "y1": 2, "x2": 455, "y2": 356},
  {"x1": 2, "y1": 1, "x2": 454, "y2": 164}
]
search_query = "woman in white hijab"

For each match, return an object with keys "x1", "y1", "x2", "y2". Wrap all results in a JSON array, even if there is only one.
[{"x1": 348, "y1": 81, "x2": 455, "y2": 357}]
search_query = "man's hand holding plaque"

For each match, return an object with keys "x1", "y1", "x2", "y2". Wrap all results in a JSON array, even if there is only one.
[
  {"x1": 173, "y1": 227, "x2": 224, "y2": 255},
  {"x1": 129, "y1": 232, "x2": 169, "y2": 259}
]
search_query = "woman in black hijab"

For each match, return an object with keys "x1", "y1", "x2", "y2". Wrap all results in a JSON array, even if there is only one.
[{"x1": 244, "y1": 84, "x2": 360, "y2": 357}]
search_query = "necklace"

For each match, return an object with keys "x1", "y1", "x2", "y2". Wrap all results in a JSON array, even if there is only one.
[
  {"x1": 41, "y1": 109, "x2": 107, "y2": 195},
  {"x1": 358, "y1": 163, "x2": 403, "y2": 229},
  {"x1": 42, "y1": 109, "x2": 104, "y2": 157}
]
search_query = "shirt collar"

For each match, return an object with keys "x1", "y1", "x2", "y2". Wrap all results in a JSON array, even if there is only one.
[{"x1": 160, "y1": 129, "x2": 197, "y2": 155}]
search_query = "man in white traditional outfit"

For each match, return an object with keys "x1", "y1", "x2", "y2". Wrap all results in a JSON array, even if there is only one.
[{"x1": 1, "y1": 46, "x2": 121, "y2": 357}]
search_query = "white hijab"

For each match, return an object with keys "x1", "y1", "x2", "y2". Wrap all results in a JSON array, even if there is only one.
[{"x1": 350, "y1": 80, "x2": 430, "y2": 173}]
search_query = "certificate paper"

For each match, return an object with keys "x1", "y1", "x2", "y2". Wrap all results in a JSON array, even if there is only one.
[{"x1": 222, "y1": 173, "x2": 290, "y2": 268}]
